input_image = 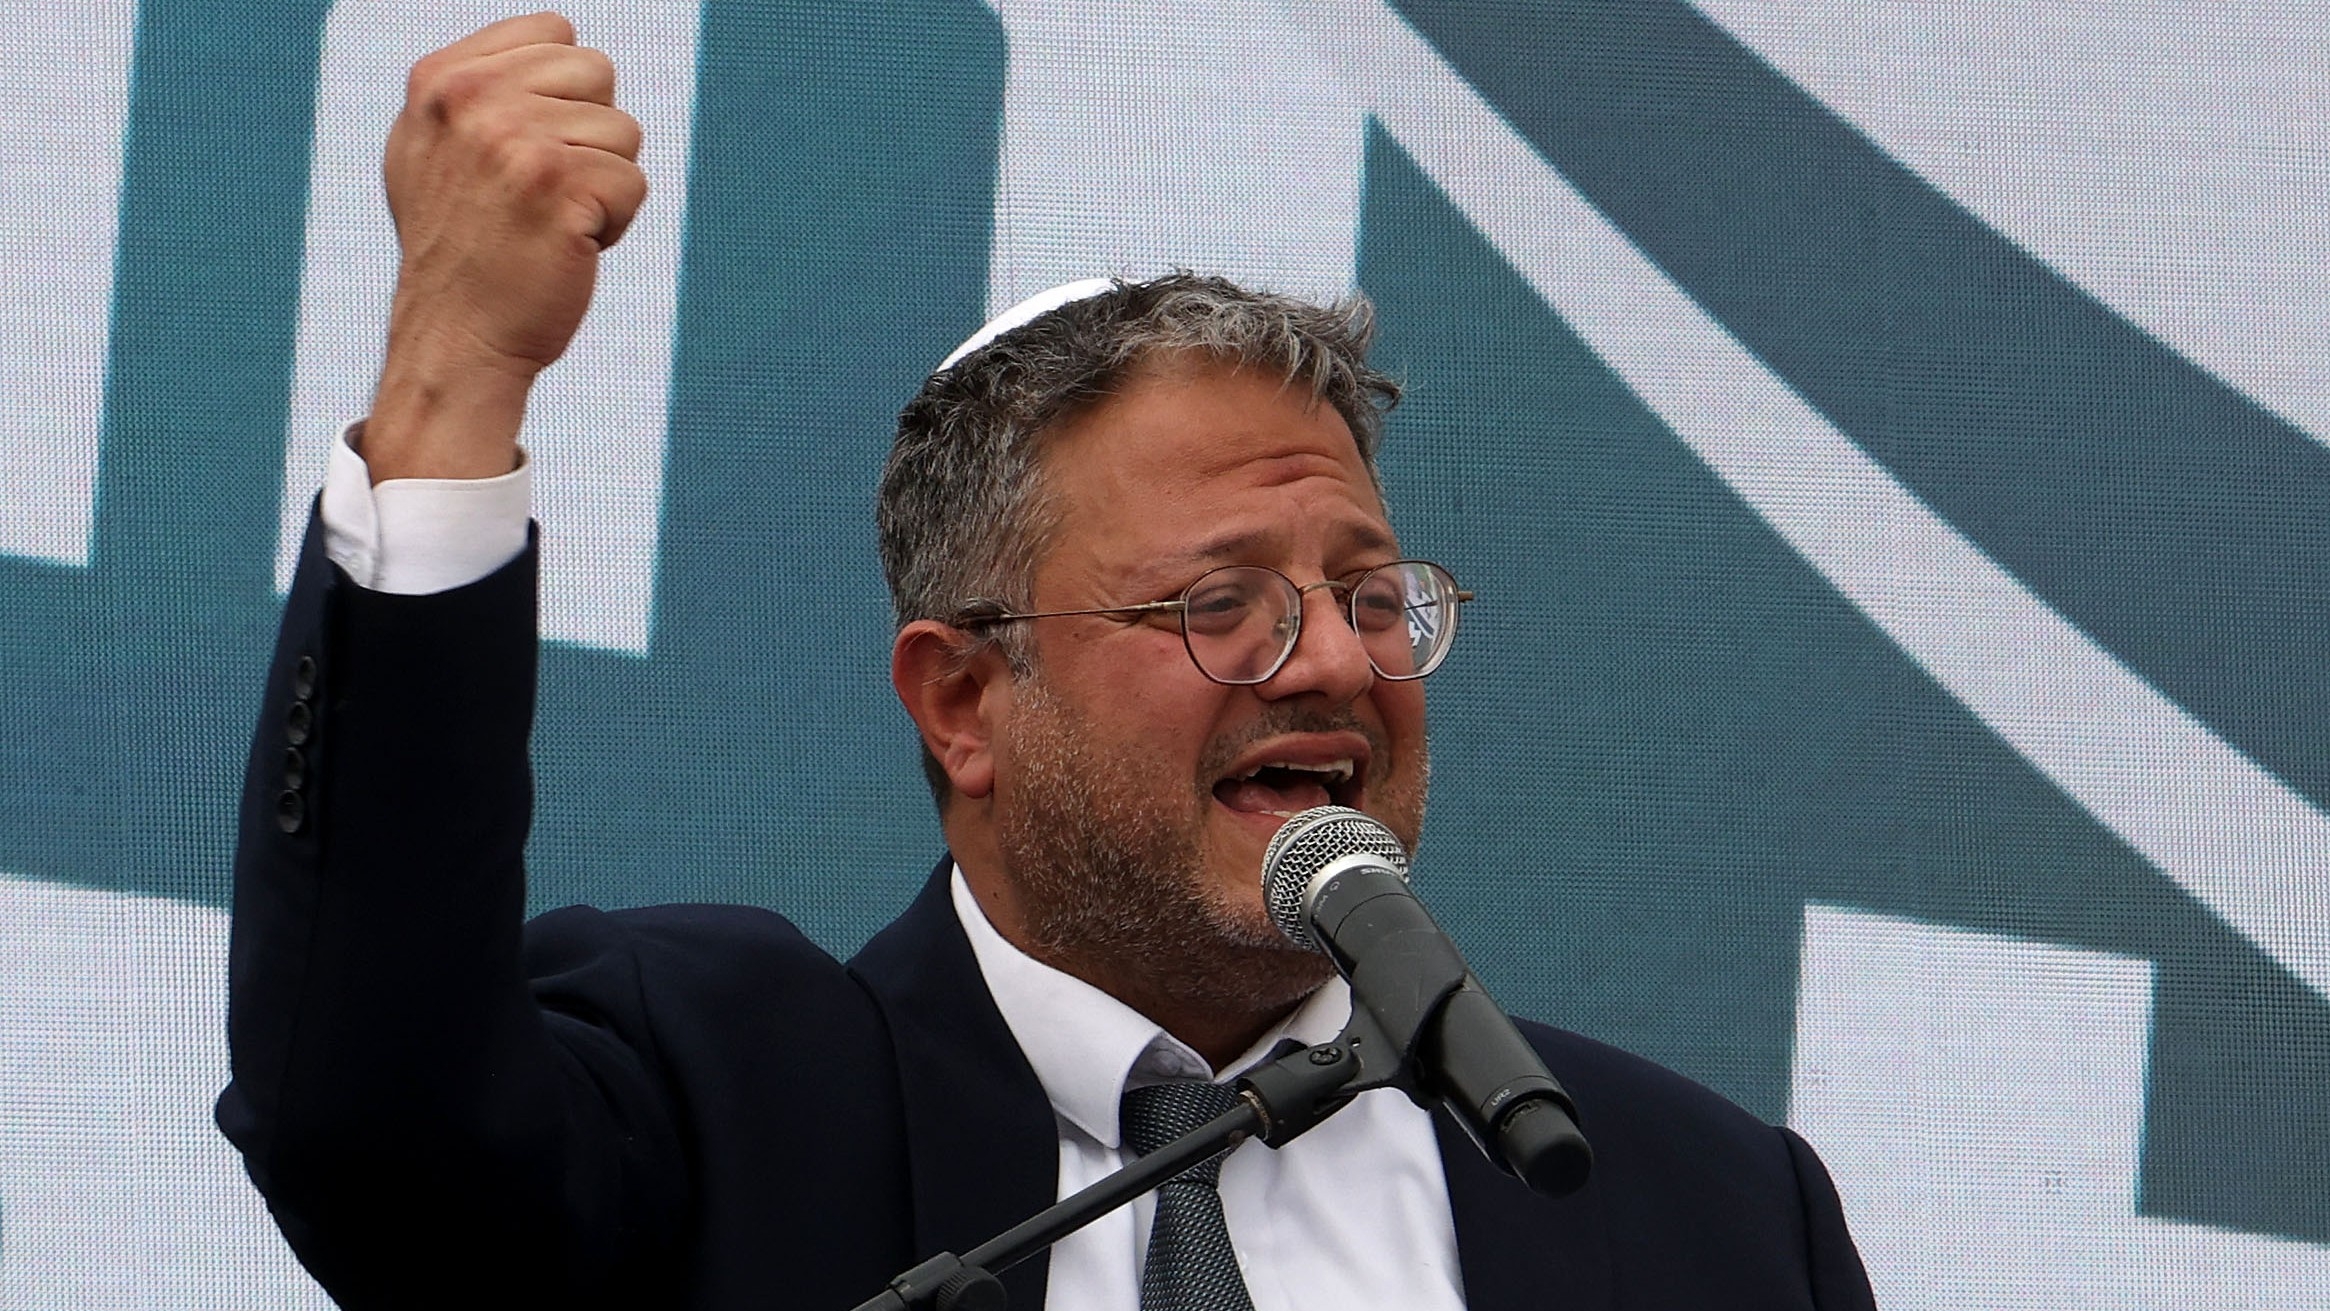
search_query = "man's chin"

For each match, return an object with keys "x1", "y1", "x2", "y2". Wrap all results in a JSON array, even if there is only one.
[
  {"x1": 1203, "y1": 797, "x2": 1319, "y2": 906},
  {"x1": 1180, "y1": 876, "x2": 1338, "y2": 1000},
  {"x1": 1163, "y1": 921, "x2": 1338, "y2": 1019},
  {"x1": 1028, "y1": 885, "x2": 1334, "y2": 1027}
]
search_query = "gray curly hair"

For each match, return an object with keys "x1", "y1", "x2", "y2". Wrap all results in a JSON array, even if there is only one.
[{"x1": 875, "y1": 271, "x2": 1403, "y2": 804}]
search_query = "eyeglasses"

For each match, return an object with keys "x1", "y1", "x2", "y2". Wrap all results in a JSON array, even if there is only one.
[{"x1": 956, "y1": 560, "x2": 1473, "y2": 686}]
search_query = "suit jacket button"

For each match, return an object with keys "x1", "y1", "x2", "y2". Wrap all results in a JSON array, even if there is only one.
[
  {"x1": 292, "y1": 655, "x2": 318, "y2": 700},
  {"x1": 282, "y1": 747, "x2": 306, "y2": 791},
  {"x1": 285, "y1": 700, "x2": 312, "y2": 746},
  {"x1": 275, "y1": 789, "x2": 304, "y2": 833}
]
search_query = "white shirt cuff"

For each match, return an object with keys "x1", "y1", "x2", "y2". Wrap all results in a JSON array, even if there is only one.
[{"x1": 319, "y1": 422, "x2": 532, "y2": 594}]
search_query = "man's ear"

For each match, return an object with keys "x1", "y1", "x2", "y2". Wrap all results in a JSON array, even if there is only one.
[{"x1": 892, "y1": 620, "x2": 1009, "y2": 801}]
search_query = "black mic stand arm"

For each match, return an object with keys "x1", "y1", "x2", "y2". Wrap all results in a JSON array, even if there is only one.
[
  {"x1": 848, "y1": 929, "x2": 1545, "y2": 1311},
  {"x1": 847, "y1": 1029, "x2": 1402, "y2": 1311}
]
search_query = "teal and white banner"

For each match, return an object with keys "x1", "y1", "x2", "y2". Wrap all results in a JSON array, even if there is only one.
[{"x1": 3, "y1": 2, "x2": 2326, "y2": 1305}]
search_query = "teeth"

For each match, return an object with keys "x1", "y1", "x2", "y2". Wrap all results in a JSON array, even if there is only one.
[{"x1": 1234, "y1": 758, "x2": 1357, "y2": 783}]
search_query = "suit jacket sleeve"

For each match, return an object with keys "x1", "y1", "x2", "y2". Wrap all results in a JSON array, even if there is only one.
[{"x1": 215, "y1": 508, "x2": 691, "y2": 1307}]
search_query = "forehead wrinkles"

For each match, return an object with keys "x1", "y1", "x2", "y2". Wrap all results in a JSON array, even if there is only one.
[
  {"x1": 1201, "y1": 446, "x2": 1359, "y2": 487},
  {"x1": 1030, "y1": 367, "x2": 1391, "y2": 588}
]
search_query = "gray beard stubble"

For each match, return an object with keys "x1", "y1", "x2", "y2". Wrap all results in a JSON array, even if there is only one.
[{"x1": 994, "y1": 676, "x2": 1427, "y2": 1025}]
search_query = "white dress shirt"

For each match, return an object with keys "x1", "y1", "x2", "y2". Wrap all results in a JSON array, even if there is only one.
[
  {"x1": 950, "y1": 871, "x2": 1465, "y2": 1311},
  {"x1": 321, "y1": 431, "x2": 1469, "y2": 1310},
  {"x1": 319, "y1": 423, "x2": 532, "y2": 593}
]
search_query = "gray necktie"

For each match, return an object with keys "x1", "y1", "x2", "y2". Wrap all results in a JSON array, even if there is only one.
[{"x1": 1120, "y1": 1080, "x2": 1259, "y2": 1311}]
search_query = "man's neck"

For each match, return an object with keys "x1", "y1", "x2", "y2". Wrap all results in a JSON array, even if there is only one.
[
  {"x1": 954, "y1": 874, "x2": 1308, "y2": 1068},
  {"x1": 1063, "y1": 962, "x2": 1294, "y2": 1073}
]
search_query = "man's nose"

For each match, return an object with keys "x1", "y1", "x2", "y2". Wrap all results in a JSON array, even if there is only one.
[{"x1": 1259, "y1": 587, "x2": 1375, "y2": 704}]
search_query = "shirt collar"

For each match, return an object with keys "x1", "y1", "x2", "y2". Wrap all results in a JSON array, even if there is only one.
[{"x1": 949, "y1": 865, "x2": 1353, "y2": 1150}]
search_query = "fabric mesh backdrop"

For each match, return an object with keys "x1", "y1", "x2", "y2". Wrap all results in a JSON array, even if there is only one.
[{"x1": 0, "y1": 2, "x2": 2324, "y2": 1306}]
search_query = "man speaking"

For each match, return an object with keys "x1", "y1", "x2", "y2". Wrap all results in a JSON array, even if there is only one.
[{"x1": 219, "y1": 14, "x2": 1876, "y2": 1310}]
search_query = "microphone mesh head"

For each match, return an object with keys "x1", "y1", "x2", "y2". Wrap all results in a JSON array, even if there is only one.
[{"x1": 1260, "y1": 806, "x2": 1411, "y2": 951}]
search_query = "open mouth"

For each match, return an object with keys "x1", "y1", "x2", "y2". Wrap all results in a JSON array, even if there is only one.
[{"x1": 1211, "y1": 758, "x2": 1362, "y2": 818}]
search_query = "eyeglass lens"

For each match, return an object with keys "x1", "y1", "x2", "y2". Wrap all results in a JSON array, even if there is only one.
[{"x1": 1180, "y1": 561, "x2": 1459, "y2": 685}]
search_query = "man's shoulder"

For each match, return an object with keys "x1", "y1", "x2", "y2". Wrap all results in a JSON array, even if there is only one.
[
  {"x1": 534, "y1": 899, "x2": 829, "y2": 947},
  {"x1": 1513, "y1": 1018, "x2": 1796, "y2": 1169},
  {"x1": 1484, "y1": 1020, "x2": 1874, "y2": 1306},
  {"x1": 515, "y1": 866, "x2": 964, "y2": 1030},
  {"x1": 522, "y1": 901, "x2": 871, "y2": 1015}
]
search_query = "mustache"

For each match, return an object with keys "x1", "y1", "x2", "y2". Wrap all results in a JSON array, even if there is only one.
[{"x1": 1194, "y1": 705, "x2": 1390, "y2": 781}]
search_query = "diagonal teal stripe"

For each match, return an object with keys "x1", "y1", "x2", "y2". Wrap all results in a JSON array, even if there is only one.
[
  {"x1": 1391, "y1": 0, "x2": 2330, "y2": 824},
  {"x1": 1354, "y1": 119, "x2": 2330, "y2": 1247}
]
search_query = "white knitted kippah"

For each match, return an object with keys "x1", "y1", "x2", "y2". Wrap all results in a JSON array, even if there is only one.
[{"x1": 935, "y1": 277, "x2": 1119, "y2": 372}]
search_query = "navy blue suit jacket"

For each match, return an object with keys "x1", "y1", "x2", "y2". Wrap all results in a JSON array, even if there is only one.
[{"x1": 219, "y1": 518, "x2": 1876, "y2": 1310}]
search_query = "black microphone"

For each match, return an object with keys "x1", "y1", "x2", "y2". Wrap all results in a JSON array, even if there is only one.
[{"x1": 1262, "y1": 806, "x2": 1592, "y2": 1198}]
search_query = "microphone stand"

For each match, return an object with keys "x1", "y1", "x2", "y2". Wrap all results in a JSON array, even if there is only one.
[
  {"x1": 852, "y1": 933, "x2": 1593, "y2": 1311},
  {"x1": 848, "y1": 1032, "x2": 1396, "y2": 1311}
]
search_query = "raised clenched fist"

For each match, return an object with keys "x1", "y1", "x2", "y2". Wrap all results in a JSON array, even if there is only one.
[{"x1": 364, "y1": 12, "x2": 646, "y2": 482}]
